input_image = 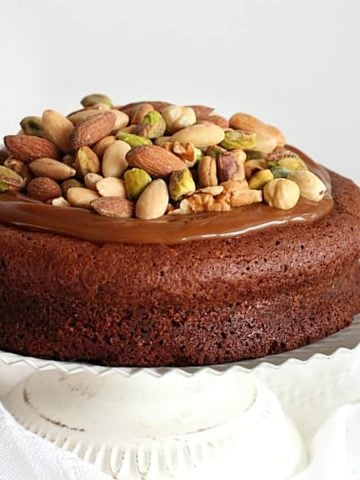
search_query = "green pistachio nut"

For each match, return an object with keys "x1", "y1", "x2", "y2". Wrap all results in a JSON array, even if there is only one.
[
  {"x1": 81, "y1": 93, "x2": 113, "y2": 108},
  {"x1": 195, "y1": 147, "x2": 203, "y2": 162},
  {"x1": 20, "y1": 116, "x2": 44, "y2": 137},
  {"x1": 221, "y1": 130, "x2": 257, "y2": 151},
  {"x1": 0, "y1": 165, "x2": 24, "y2": 191},
  {"x1": 124, "y1": 168, "x2": 152, "y2": 200},
  {"x1": 169, "y1": 169, "x2": 196, "y2": 202},
  {"x1": 278, "y1": 157, "x2": 308, "y2": 171},
  {"x1": 248, "y1": 168, "x2": 274, "y2": 190},
  {"x1": 139, "y1": 111, "x2": 166, "y2": 139},
  {"x1": 270, "y1": 165, "x2": 291, "y2": 178},
  {"x1": 116, "y1": 132, "x2": 152, "y2": 148}
]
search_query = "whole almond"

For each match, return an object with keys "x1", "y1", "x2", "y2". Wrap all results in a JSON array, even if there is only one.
[
  {"x1": 92, "y1": 197, "x2": 134, "y2": 218},
  {"x1": 102, "y1": 140, "x2": 130, "y2": 177},
  {"x1": 135, "y1": 179, "x2": 169, "y2": 220},
  {"x1": 171, "y1": 124, "x2": 225, "y2": 148},
  {"x1": 67, "y1": 187, "x2": 100, "y2": 208},
  {"x1": 42, "y1": 110, "x2": 74, "y2": 152},
  {"x1": 93, "y1": 135, "x2": 116, "y2": 158},
  {"x1": 69, "y1": 112, "x2": 116, "y2": 151},
  {"x1": 96, "y1": 177, "x2": 126, "y2": 198},
  {"x1": 4, "y1": 135, "x2": 60, "y2": 162},
  {"x1": 187, "y1": 105, "x2": 215, "y2": 119},
  {"x1": 67, "y1": 108, "x2": 100, "y2": 125},
  {"x1": 27, "y1": 177, "x2": 62, "y2": 201},
  {"x1": 200, "y1": 115, "x2": 229, "y2": 129},
  {"x1": 126, "y1": 145, "x2": 186, "y2": 177},
  {"x1": 30, "y1": 158, "x2": 76, "y2": 180}
]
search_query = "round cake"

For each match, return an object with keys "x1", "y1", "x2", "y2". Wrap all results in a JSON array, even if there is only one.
[{"x1": 0, "y1": 96, "x2": 359, "y2": 366}]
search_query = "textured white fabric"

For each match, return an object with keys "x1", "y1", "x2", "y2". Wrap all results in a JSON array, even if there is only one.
[
  {"x1": 0, "y1": 403, "x2": 110, "y2": 480},
  {"x1": 0, "y1": 400, "x2": 360, "y2": 480}
]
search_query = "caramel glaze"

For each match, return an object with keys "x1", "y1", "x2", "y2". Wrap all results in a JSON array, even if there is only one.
[{"x1": 0, "y1": 146, "x2": 333, "y2": 245}]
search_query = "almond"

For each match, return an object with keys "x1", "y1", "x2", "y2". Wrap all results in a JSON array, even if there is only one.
[
  {"x1": 67, "y1": 108, "x2": 100, "y2": 125},
  {"x1": 92, "y1": 135, "x2": 116, "y2": 158},
  {"x1": 200, "y1": 115, "x2": 229, "y2": 129},
  {"x1": 126, "y1": 145, "x2": 186, "y2": 177},
  {"x1": 95, "y1": 177, "x2": 126, "y2": 198},
  {"x1": 102, "y1": 140, "x2": 130, "y2": 177},
  {"x1": 27, "y1": 177, "x2": 62, "y2": 201},
  {"x1": 67, "y1": 187, "x2": 100, "y2": 209},
  {"x1": 4, "y1": 135, "x2": 60, "y2": 162},
  {"x1": 187, "y1": 105, "x2": 215, "y2": 119},
  {"x1": 29, "y1": 158, "x2": 76, "y2": 181},
  {"x1": 69, "y1": 112, "x2": 116, "y2": 151},
  {"x1": 92, "y1": 197, "x2": 134, "y2": 218},
  {"x1": 229, "y1": 113, "x2": 286, "y2": 148},
  {"x1": 42, "y1": 110, "x2": 74, "y2": 152},
  {"x1": 135, "y1": 179, "x2": 169, "y2": 220}
]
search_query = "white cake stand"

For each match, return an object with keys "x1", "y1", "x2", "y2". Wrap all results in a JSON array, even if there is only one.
[{"x1": 1, "y1": 315, "x2": 359, "y2": 479}]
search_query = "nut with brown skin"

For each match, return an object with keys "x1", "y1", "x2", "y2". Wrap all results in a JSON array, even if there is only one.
[
  {"x1": 27, "y1": 177, "x2": 62, "y2": 201},
  {"x1": 92, "y1": 197, "x2": 134, "y2": 218},
  {"x1": 216, "y1": 151, "x2": 245, "y2": 183},
  {"x1": 62, "y1": 178, "x2": 83, "y2": 196},
  {"x1": 69, "y1": 111, "x2": 116, "y2": 150},
  {"x1": 126, "y1": 145, "x2": 187, "y2": 177},
  {"x1": 42, "y1": 110, "x2": 74, "y2": 152},
  {"x1": 29, "y1": 158, "x2": 76, "y2": 181},
  {"x1": 4, "y1": 135, "x2": 60, "y2": 162}
]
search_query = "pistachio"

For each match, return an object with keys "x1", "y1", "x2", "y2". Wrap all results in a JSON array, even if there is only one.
[
  {"x1": 124, "y1": 168, "x2": 152, "y2": 200},
  {"x1": 171, "y1": 123, "x2": 225, "y2": 148},
  {"x1": 277, "y1": 157, "x2": 308, "y2": 171},
  {"x1": 206, "y1": 145, "x2": 227, "y2": 159},
  {"x1": 102, "y1": 140, "x2": 130, "y2": 177},
  {"x1": 62, "y1": 178, "x2": 83, "y2": 196},
  {"x1": 116, "y1": 131, "x2": 152, "y2": 148},
  {"x1": 162, "y1": 105, "x2": 197, "y2": 133},
  {"x1": 248, "y1": 169, "x2": 274, "y2": 190},
  {"x1": 198, "y1": 155, "x2": 218, "y2": 187},
  {"x1": 29, "y1": 158, "x2": 76, "y2": 181},
  {"x1": 229, "y1": 112, "x2": 286, "y2": 148},
  {"x1": 287, "y1": 171, "x2": 326, "y2": 202},
  {"x1": 81, "y1": 93, "x2": 113, "y2": 109},
  {"x1": 136, "y1": 111, "x2": 166, "y2": 139},
  {"x1": 270, "y1": 165, "x2": 291, "y2": 178},
  {"x1": 264, "y1": 178, "x2": 300, "y2": 210},
  {"x1": 20, "y1": 116, "x2": 44, "y2": 137},
  {"x1": 0, "y1": 165, "x2": 24, "y2": 191},
  {"x1": 135, "y1": 179, "x2": 169, "y2": 220},
  {"x1": 244, "y1": 159, "x2": 266, "y2": 178},
  {"x1": 221, "y1": 130, "x2": 257, "y2": 150},
  {"x1": 217, "y1": 151, "x2": 245, "y2": 182},
  {"x1": 169, "y1": 169, "x2": 196, "y2": 201},
  {"x1": 84, "y1": 173, "x2": 103, "y2": 190},
  {"x1": 3, "y1": 158, "x2": 32, "y2": 185},
  {"x1": 92, "y1": 197, "x2": 134, "y2": 218},
  {"x1": 96, "y1": 177, "x2": 126, "y2": 198},
  {"x1": 92, "y1": 135, "x2": 116, "y2": 158},
  {"x1": 67, "y1": 187, "x2": 100, "y2": 208},
  {"x1": 75, "y1": 147, "x2": 100, "y2": 175},
  {"x1": 131, "y1": 103, "x2": 155, "y2": 124},
  {"x1": 50, "y1": 196, "x2": 70, "y2": 207}
]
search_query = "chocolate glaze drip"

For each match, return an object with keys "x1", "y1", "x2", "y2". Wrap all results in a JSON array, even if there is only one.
[{"x1": 0, "y1": 147, "x2": 333, "y2": 245}]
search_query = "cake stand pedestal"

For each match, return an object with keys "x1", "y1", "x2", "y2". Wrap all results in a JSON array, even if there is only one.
[{"x1": 3, "y1": 367, "x2": 305, "y2": 480}]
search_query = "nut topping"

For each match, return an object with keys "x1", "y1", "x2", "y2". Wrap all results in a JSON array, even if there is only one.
[{"x1": 0, "y1": 93, "x2": 328, "y2": 219}]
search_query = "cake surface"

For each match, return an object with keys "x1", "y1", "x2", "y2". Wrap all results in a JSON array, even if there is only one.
[
  {"x1": 0, "y1": 169, "x2": 359, "y2": 366},
  {"x1": 0, "y1": 96, "x2": 359, "y2": 366}
]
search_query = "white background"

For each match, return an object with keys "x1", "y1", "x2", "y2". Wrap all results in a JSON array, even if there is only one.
[{"x1": 0, "y1": 0, "x2": 359, "y2": 182}]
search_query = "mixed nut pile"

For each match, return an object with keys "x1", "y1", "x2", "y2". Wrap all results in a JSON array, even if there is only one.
[{"x1": 0, "y1": 94, "x2": 327, "y2": 220}]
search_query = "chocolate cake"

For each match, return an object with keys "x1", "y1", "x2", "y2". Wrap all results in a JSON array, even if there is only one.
[{"x1": 0, "y1": 95, "x2": 359, "y2": 366}]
